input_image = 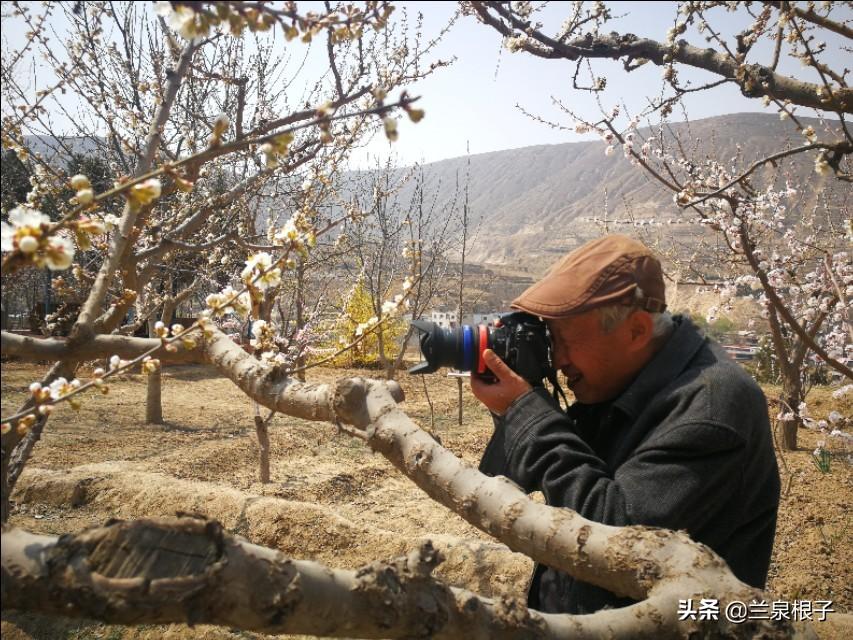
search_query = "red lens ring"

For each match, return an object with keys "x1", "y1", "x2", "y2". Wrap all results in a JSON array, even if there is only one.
[{"x1": 477, "y1": 324, "x2": 489, "y2": 374}]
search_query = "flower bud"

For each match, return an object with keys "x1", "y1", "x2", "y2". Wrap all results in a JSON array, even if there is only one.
[
  {"x1": 383, "y1": 117, "x2": 398, "y2": 142},
  {"x1": 70, "y1": 174, "x2": 91, "y2": 190},
  {"x1": 154, "y1": 321, "x2": 168, "y2": 338},
  {"x1": 17, "y1": 414, "x2": 37, "y2": 434},
  {"x1": 18, "y1": 235, "x2": 39, "y2": 254},
  {"x1": 76, "y1": 188, "x2": 94, "y2": 205},
  {"x1": 128, "y1": 178, "x2": 162, "y2": 207}
]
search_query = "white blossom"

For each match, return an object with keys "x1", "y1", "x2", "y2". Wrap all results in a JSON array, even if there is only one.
[
  {"x1": 206, "y1": 286, "x2": 251, "y2": 320},
  {"x1": 241, "y1": 252, "x2": 282, "y2": 291},
  {"x1": 129, "y1": 178, "x2": 162, "y2": 206},
  {"x1": 43, "y1": 235, "x2": 75, "y2": 270}
]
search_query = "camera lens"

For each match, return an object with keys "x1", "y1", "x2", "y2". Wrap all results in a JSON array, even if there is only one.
[
  {"x1": 408, "y1": 320, "x2": 492, "y2": 374},
  {"x1": 408, "y1": 312, "x2": 552, "y2": 386}
]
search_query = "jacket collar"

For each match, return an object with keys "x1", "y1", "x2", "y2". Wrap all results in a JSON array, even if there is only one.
[{"x1": 611, "y1": 315, "x2": 706, "y2": 420}]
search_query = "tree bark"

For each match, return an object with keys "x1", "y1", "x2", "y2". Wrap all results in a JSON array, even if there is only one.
[
  {"x1": 253, "y1": 405, "x2": 271, "y2": 484},
  {"x1": 294, "y1": 257, "x2": 307, "y2": 382},
  {"x1": 471, "y1": 2, "x2": 852, "y2": 114},
  {"x1": 144, "y1": 317, "x2": 164, "y2": 425},
  {"x1": 145, "y1": 366, "x2": 164, "y2": 425},
  {"x1": 200, "y1": 324, "x2": 783, "y2": 604},
  {"x1": 457, "y1": 376, "x2": 464, "y2": 426},
  {"x1": 780, "y1": 372, "x2": 804, "y2": 451},
  {"x1": 0, "y1": 330, "x2": 204, "y2": 363},
  {"x1": 0, "y1": 517, "x2": 816, "y2": 639}
]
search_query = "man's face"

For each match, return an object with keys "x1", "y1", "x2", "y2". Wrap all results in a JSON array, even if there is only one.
[{"x1": 546, "y1": 310, "x2": 639, "y2": 405}]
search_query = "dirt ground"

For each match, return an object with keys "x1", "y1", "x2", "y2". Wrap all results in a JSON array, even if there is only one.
[{"x1": 1, "y1": 360, "x2": 851, "y2": 639}]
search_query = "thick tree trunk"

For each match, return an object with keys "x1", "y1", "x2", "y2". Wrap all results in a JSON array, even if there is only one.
[
  {"x1": 144, "y1": 314, "x2": 164, "y2": 424},
  {"x1": 376, "y1": 327, "x2": 391, "y2": 380},
  {"x1": 457, "y1": 377, "x2": 464, "y2": 426}
]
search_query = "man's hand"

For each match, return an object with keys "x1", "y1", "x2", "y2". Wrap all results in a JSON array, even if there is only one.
[{"x1": 470, "y1": 349, "x2": 533, "y2": 416}]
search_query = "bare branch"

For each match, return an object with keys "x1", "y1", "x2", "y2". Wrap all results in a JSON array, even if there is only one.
[
  {"x1": 767, "y1": 1, "x2": 853, "y2": 40},
  {"x1": 69, "y1": 42, "x2": 197, "y2": 341},
  {"x1": 471, "y1": 2, "x2": 853, "y2": 113}
]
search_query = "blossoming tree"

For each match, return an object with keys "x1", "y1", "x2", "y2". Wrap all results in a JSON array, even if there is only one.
[
  {"x1": 469, "y1": 0, "x2": 852, "y2": 450},
  {"x1": 1, "y1": 0, "x2": 432, "y2": 514},
  {"x1": 0, "y1": 2, "x2": 829, "y2": 637},
  {"x1": 333, "y1": 160, "x2": 468, "y2": 379}
]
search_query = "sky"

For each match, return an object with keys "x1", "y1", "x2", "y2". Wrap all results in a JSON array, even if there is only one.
[
  {"x1": 357, "y1": 1, "x2": 850, "y2": 167},
  {"x1": 3, "y1": 1, "x2": 850, "y2": 168}
]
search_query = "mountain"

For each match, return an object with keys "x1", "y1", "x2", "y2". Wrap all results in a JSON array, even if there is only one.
[
  {"x1": 19, "y1": 113, "x2": 841, "y2": 304},
  {"x1": 393, "y1": 112, "x2": 842, "y2": 275},
  {"x1": 22, "y1": 135, "x2": 104, "y2": 165}
]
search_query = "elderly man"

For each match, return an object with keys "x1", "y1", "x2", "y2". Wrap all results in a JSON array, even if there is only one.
[{"x1": 471, "y1": 234, "x2": 780, "y2": 615}]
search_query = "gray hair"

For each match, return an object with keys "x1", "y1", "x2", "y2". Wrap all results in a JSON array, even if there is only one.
[{"x1": 598, "y1": 288, "x2": 673, "y2": 339}]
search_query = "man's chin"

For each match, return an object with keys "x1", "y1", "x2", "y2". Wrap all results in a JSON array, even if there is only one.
[
  {"x1": 566, "y1": 378, "x2": 587, "y2": 402},
  {"x1": 568, "y1": 380, "x2": 608, "y2": 405}
]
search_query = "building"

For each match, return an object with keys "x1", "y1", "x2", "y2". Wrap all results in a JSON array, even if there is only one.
[
  {"x1": 422, "y1": 310, "x2": 509, "y2": 329},
  {"x1": 462, "y1": 312, "x2": 504, "y2": 327},
  {"x1": 428, "y1": 310, "x2": 458, "y2": 329}
]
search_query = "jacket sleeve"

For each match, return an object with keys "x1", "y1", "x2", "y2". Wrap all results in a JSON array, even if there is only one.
[{"x1": 479, "y1": 388, "x2": 747, "y2": 532}]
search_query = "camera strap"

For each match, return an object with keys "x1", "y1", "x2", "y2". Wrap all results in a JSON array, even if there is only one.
[{"x1": 545, "y1": 369, "x2": 570, "y2": 414}]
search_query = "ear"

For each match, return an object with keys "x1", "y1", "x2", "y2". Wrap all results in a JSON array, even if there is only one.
[{"x1": 626, "y1": 311, "x2": 654, "y2": 350}]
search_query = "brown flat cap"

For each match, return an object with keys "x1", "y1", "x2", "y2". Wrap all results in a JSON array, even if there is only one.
[{"x1": 512, "y1": 235, "x2": 667, "y2": 318}]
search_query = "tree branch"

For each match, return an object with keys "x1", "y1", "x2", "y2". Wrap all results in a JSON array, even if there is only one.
[
  {"x1": 0, "y1": 513, "x2": 808, "y2": 638},
  {"x1": 1, "y1": 517, "x2": 586, "y2": 639},
  {"x1": 738, "y1": 228, "x2": 853, "y2": 380},
  {"x1": 471, "y1": 2, "x2": 853, "y2": 113},
  {"x1": 69, "y1": 42, "x2": 197, "y2": 342},
  {"x1": 767, "y1": 1, "x2": 853, "y2": 40},
  {"x1": 685, "y1": 141, "x2": 852, "y2": 207},
  {"x1": 1, "y1": 331, "x2": 203, "y2": 364},
  {"x1": 198, "y1": 325, "x2": 803, "y2": 640}
]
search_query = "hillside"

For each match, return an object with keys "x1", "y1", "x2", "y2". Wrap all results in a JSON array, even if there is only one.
[
  {"x1": 389, "y1": 112, "x2": 844, "y2": 274},
  {"x1": 19, "y1": 113, "x2": 844, "y2": 314}
]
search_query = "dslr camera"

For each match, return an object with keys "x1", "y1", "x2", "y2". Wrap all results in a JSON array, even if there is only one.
[{"x1": 408, "y1": 311, "x2": 554, "y2": 386}]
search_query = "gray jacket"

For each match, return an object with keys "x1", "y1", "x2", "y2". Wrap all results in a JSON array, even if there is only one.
[{"x1": 479, "y1": 315, "x2": 780, "y2": 614}]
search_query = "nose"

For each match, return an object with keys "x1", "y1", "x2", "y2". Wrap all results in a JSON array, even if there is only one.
[{"x1": 550, "y1": 337, "x2": 572, "y2": 372}]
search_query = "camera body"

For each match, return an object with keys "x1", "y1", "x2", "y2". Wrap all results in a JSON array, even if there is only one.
[{"x1": 409, "y1": 311, "x2": 554, "y2": 386}]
